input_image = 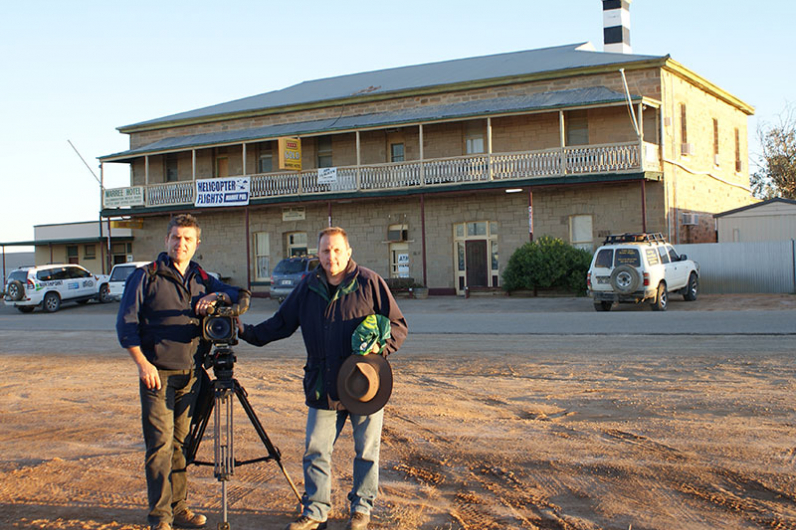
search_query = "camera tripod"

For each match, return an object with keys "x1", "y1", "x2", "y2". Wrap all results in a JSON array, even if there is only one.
[{"x1": 185, "y1": 344, "x2": 301, "y2": 530}]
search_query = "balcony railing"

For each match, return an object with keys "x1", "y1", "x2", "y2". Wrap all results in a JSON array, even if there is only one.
[{"x1": 109, "y1": 142, "x2": 659, "y2": 209}]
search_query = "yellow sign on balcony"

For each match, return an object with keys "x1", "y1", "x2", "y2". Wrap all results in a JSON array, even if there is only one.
[
  {"x1": 278, "y1": 137, "x2": 302, "y2": 171},
  {"x1": 111, "y1": 218, "x2": 144, "y2": 229}
]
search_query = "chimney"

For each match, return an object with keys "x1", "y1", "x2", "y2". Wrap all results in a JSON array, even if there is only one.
[{"x1": 602, "y1": 0, "x2": 632, "y2": 53}]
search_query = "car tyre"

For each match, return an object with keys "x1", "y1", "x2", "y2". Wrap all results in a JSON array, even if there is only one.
[
  {"x1": 650, "y1": 282, "x2": 668, "y2": 311},
  {"x1": 610, "y1": 265, "x2": 641, "y2": 294},
  {"x1": 683, "y1": 272, "x2": 698, "y2": 301},
  {"x1": 593, "y1": 301, "x2": 613, "y2": 311},
  {"x1": 17, "y1": 306, "x2": 35, "y2": 313},
  {"x1": 99, "y1": 283, "x2": 111, "y2": 303},
  {"x1": 7, "y1": 280, "x2": 24, "y2": 301},
  {"x1": 43, "y1": 292, "x2": 61, "y2": 313}
]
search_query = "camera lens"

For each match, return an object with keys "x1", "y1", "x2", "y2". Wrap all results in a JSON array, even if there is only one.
[{"x1": 205, "y1": 317, "x2": 232, "y2": 341}]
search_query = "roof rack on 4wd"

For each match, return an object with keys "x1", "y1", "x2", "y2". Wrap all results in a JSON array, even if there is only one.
[{"x1": 603, "y1": 233, "x2": 667, "y2": 245}]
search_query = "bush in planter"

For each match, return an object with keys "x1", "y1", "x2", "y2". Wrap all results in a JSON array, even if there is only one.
[{"x1": 502, "y1": 236, "x2": 592, "y2": 295}]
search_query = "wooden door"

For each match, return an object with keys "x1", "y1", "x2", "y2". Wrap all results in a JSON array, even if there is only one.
[{"x1": 465, "y1": 240, "x2": 488, "y2": 287}]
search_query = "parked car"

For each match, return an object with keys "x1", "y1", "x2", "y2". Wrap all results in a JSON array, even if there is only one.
[
  {"x1": 107, "y1": 261, "x2": 222, "y2": 301},
  {"x1": 270, "y1": 256, "x2": 319, "y2": 302},
  {"x1": 108, "y1": 261, "x2": 151, "y2": 301},
  {"x1": 3, "y1": 264, "x2": 111, "y2": 313},
  {"x1": 586, "y1": 233, "x2": 699, "y2": 311}
]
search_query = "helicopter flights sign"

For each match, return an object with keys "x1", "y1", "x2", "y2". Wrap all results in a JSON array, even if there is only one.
[{"x1": 195, "y1": 176, "x2": 250, "y2": 208}]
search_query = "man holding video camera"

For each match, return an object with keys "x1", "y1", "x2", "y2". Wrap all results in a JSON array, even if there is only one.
[
  {"x1": 117, "y1": 214, "x2": 239, "y2": 530},
  {"x1": 238, "y1": 226, "x2": 407, "y2": 530}
]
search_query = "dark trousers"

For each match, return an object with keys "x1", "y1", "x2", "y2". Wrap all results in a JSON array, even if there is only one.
[{"x1": 139, "y1": 369, "x2": 198, "y2": 525}]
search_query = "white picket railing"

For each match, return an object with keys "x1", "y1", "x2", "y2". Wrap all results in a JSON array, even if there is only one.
[
  {"x1": 111, "y1": 142, "x2": 655, "y2": 208},
  {"x1": 147, "y1": 181, "x2": 195, "y2": 206}
]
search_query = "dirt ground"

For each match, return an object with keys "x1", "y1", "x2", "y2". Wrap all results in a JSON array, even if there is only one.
[{"x1": 1, "y1": 295, "x2": 796, "y2": 530}]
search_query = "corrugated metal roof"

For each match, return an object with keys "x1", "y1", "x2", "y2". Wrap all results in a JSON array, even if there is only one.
[
  {"x1": 121, "y1": 43, "x2": 663, "y2": 130},
  {"x1": 714, "y1": 198, "x2": 796, "y2": 218},
  {"x1": 102, "y1": 86, "x2": 640, "y2": 161}
]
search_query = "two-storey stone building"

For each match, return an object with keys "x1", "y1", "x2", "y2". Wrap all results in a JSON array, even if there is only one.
[{"x1": 99, "y1": 41, "x2": 754, "y2": 295}]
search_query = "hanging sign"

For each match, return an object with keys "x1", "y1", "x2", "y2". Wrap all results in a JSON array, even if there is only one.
[
  {"x1": 528, "y1": 206, "x2": 534, "y2": 234},
  {"x1": 278, "y1": 137, "x2": 302, "y2": 171},
  {"x1": 318, "y1": 167, "x2": 338, "y2": 184},
  {"x1": 104, "y1": 186, "x2": 144, "y2": 208},
  {"x1": 195, "y1": 176, "x2": 250, "y2": 207},
  {"x1": 110, "y1": 218, "x2": 144, "y2": 229}
]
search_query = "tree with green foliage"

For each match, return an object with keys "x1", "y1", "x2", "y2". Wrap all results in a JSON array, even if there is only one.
[
  {"x1": 502, "y1": 236, "x2": 592, "y2": 295},
  {"x1": 751, "y1": 105, "x2": 796, "y2": 200}
]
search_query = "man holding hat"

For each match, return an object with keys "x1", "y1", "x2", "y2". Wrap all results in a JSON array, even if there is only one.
[{"x1": 238, "y1": 227, "x2": 407, "y2": 530}]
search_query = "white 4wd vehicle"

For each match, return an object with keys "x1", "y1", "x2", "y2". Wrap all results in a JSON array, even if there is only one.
[
  {"x1": 3, "y1": 264, "x2": 111, "y2": 313},
  {"x1": 108, "y1": 261, "x2": 151, "y2": 301},
  {"x1": 587, "y1": 233, "x2": 699, "y2": 312}
]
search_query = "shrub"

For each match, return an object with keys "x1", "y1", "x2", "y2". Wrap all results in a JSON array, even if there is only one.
[{"x1": 502, "y1": 236, "x2": 592, "y2": 295}]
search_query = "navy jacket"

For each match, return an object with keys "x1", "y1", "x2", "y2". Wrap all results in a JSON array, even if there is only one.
[
  {"x1": 240, "y1": 260, "x2": 408, "y2": 409},
  {"x1": 116, "y1": 252, "x2": 239, "y2": 370}
]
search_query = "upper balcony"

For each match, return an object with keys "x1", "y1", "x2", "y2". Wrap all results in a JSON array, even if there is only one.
[
  {"x1": 100, "y1": 89, "x2": 663, "y2": 212},
  {"x1": 103, "y1": 141, "x2": 661, "y2": 211}
]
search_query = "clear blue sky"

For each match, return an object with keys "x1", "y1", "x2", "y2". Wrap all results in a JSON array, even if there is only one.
[{"x1": 1, "y1": 0, "x2": 793, "y2": 248}]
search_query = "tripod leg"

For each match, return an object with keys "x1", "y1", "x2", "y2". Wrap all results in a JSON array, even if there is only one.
[
  {"x1": 219, "y1": 481, "x2": 230, "y2": 530},
  {"x1": 215, "y1": 387, "x2": 235, "y2": 481},
  {"x1": 186, "y1": 391, "x2": 215, "y2": 465},
  {"x1": 234, "y1": 381, "x2": 303, "y2": 504}
]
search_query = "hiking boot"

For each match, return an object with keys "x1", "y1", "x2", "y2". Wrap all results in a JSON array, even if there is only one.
[
  {"x1": 284, "y1": 515, "x2": 328, "y2": 530},
  {"x1": 173, "y1": 509, "x2": 207, "y2": 528},
  {"x1": 345, "y1": 512, "x2": 370, "y2": 530}
]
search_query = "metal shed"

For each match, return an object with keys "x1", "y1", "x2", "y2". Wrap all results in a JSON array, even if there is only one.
[{"x1": 715, "y1": 198, "x2": 796, "y2": 242}]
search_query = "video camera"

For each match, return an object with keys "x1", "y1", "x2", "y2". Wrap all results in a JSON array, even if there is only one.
[{"x1": 201, "y1": 289, "x2": 252, "y2": 345}]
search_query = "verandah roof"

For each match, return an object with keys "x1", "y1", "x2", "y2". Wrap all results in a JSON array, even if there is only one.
[{"x1": 101, "y1": 86, "x2": 644, "y2": 163}]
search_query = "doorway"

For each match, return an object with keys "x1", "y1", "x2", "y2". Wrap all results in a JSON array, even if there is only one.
[
  {"x1": 465, "y1": 240, "x2": 488, "y2": 287},
  {"x1": 453, "y1": 221, "x2": 499, "y2": 294}
]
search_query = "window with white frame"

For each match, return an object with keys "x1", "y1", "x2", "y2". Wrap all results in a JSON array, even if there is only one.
[
  {"x1": 569, "y1": 215, "x2": 594, "y2": 251},
  {"x1": 465, "y1": 121, "x2": 485, "y2": 154},
  {"x1": 390, "y1": 143, "x2": 405, "y2": 162},
  {"x1": 165, "y1": 154, "x2": 178, "y2": 182},
  {"x1": 389, "y1": 242, "x2": 410, "y2": 278},
  {"x1": 253, "y1": 232, "x2": 270, "y2": 282},
  {"x1": 286, "y1": 232, "x2": 308, "y2": 257},
  {"x1": 565, "y1": 110, "x2": 589, "y2": 146},
  {"x1": 317, "y1": 136, "x2": 333, "y2": 168},
  {"x1": 259, "y1": 151, "x2": 273, "y2": 173}
]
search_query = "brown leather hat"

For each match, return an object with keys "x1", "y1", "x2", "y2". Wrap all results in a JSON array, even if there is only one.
[{"x1": 337, "y1": 354, "x2": 393, "y2": 415}]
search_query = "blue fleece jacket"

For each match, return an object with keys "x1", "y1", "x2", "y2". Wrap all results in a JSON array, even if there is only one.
[{"x1": 239, "y1": 259, "x2": 408, "y2": 409}]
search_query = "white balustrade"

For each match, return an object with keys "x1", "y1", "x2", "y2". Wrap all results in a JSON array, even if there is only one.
[
  {"x1": 147, "y1": 181, "x2": 195, "y2": 206},
  {"x1": 109, "y1": 143, "x2": 647, "y2": 209}
]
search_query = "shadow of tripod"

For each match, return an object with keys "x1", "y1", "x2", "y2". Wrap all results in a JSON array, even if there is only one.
[{"x1": 185, "y1": 338, "x2": 301, "y2": 529}]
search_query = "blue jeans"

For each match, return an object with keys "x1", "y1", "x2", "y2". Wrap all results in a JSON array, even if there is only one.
[
  {"x1": 301, "y1": 407, "x2": 384, "y2": 521},
  {"x1": 139, "y1": 369, "x2": 199, "y2": 525}
]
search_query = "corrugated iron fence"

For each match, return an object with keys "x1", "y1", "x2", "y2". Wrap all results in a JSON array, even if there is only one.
[{"x1": 677, "y1": 241, "x2": 796, "y2": 294}]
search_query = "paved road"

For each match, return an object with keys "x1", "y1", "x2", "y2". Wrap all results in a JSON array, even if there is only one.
[{"x1": 1, "y1": 295, "x2": 794, "y2": 335}]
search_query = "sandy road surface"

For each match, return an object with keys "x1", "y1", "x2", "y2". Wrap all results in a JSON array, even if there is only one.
[{"x1": 1, "y1": 295, "x2": 795, "y2": 529}]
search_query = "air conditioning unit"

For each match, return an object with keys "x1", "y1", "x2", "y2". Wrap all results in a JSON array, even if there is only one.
[
  {"x1": 681, "y1": 213, "x2": 699, "y2": 226},
  {"x1": 680, "y1": 143, "x2": 693, "y2": 156}
]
